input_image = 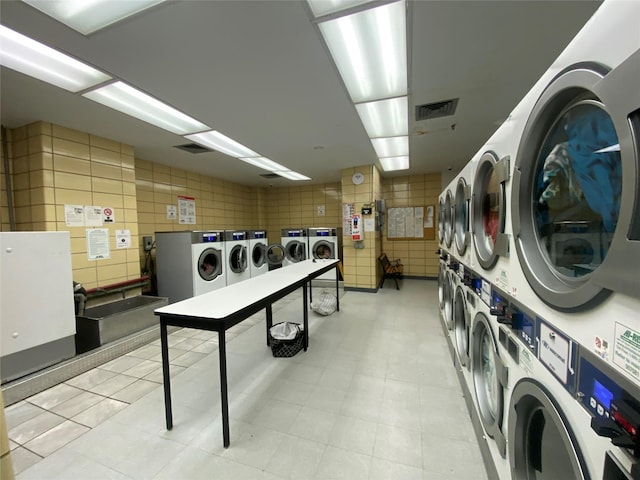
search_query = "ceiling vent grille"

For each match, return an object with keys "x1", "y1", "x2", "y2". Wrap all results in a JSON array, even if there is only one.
[
  {"x1": 260, "y1": 173, "x2": 281, "y2": 179},
  {"x1": 174, "y1": 143, "x2": 212, "y2": 154},
  {"x1": 415, "y1": 98, "x2": 459, "y2": 121}
]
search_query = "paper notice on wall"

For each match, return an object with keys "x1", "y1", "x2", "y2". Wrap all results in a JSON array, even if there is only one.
[
  {"x1": 425, "y1": 205, "x2": 434, "y2": 228},
  {"x1": 85, "y1": 206, "x2": 103, "y2": 227},
  {"x1": 364, "y1": 218, "x2": 375, "y2": 232},
  {"x1": 116, "y1": 229, "x2": 131, "y2": 249},
  {"x1": 178, "y1": 196, "x2": 196, "y2": 224},
  {"x1": 343, "y1": 203, "x2": 355, "y2": 235},
  {"x1": 167, "y1": 205, "x2": 177, "y2": 220},
  {"x1": 65, "y1": 204, "x2": 85, "y2": 226},
  {"x1": 414, "y1": 207, "x2": 424, "y2": 238},
  {"x1": 87, "y1": 228, "x2": 111, "y2": 260}
]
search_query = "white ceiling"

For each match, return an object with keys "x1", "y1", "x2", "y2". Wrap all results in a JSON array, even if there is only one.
[{"x1": 0, "y1": 0, "x2": 601, "y2": 187}]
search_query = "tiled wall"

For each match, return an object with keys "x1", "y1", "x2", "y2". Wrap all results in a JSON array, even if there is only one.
[
  {"x1": 5, "y1": 122, "x2": 141, "y2": 290},
  {"x1": 0, "y1": 129, "x2": 10, "y2": 232},
  {"x1": 264, "y1": 183, "x2": 342, "y2": 244},
  {"x1": 341, "y1": 165, "x2": 381, "y2": 290},
  {"x1": 1, "y1": 121, "x2": 440, "y2": 293},
  {"x1": 381, "y1": 173, "x2": 441, "y2": 277},
  {"x1": 135, "y1": 159, "x2": 265, "y2": 268}
]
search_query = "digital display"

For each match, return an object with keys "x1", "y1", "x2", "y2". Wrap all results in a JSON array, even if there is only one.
[
  {"x1": 233, "y1": 233, "x2": 244, "y2": 240},
  {"x1": 203, "y1": 234, "x2": 218, "y2": 242},
  {"x1": 593, "y1": 379, "x2": 614, "y2": 409},
  {"x1": 289, "y1": 231, "x2": 300, "y2": 237},
  {"x1": 254, "y1": 232, "x2": 265, "y2": 238},
  {"x1": 318, "y1": 230, "x2": 329, "y2": 236}
]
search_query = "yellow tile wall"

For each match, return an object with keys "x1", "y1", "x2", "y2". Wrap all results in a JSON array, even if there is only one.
[
  {"x1": 5, "y1": 122, "x2": 141, "y2": 290},
  {"x1": 264, "y1": 182, "x2": 342, "y2": 244},
  {"x1": 381, "y1": 173, "x2": 441, "y2": 278},
  {"x1": 340, "y1": 165, "x2": 381, "y2": 290},
  {"x1": 135, "y1": 159, "x2": 266, "y2": 274}
]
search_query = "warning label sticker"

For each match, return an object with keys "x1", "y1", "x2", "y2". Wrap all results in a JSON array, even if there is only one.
[{"x1": 613, "y1": 322, "x2": 640, "y2": 381}]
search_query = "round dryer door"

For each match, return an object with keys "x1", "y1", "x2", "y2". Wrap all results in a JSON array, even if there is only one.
[
  {"x1": 438, "y1": 198, "x2": 446, "y2": 245},
  {"x1": 197, "y1": 248, "x2": 222, "y2": 281},
  {"x1": 438, "y1": 262, "x2": 446, "y2": 310},
  {"x1": 252, "y1": 242, "x2": 266, "y2": 268},
  {"x1": 265, "y1": 243, "x2": 285, "y2": 267},
  {"x1": 229, "y1": 245, "x2": 248, "y2": 273},
  {"x1": 285, "y1": 240, "x2": 306, "y2": 263},
  {"x1": 444, "y1": 190, "x2": 454, "y2": 249},
  {"x1": 511, "y1": 61, "x2": 640, "y2": 309},
  {"x1": 472, "y1": 311, "x2": 507, "y2": 456},
  {"x1": 443, "y1": 272, "x2": 454, "y2": 330},
  {"x1": 312, "y1": 240, "x2": 334, "y2": 259},
  {"x1": 454, "y1": 177, "x2": 471, "y2": 256},
  {"x1": 453, "y1": 286, "x2": 470, "y2": 368},
  {"x1": 472, "y1": 151, "x2": 509, "y2": 270},
  {"x1": 508, "y1": 380, "x2": 589, "y2": 479}
]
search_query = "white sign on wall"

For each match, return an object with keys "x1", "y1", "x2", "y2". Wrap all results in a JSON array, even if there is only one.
[{"x1": 86, "y1": 228, "x2": 111, "y2": 260}]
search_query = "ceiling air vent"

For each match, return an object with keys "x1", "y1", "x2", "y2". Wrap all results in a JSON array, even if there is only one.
[
  {"x1": 174, "y1": 143, "x2": 212, "y2": 154},
  {"x1": 415, "y1": 98, "x2": 459, "y2": 121},
  {"x1": 260, "y1": 173, "x2": 281, "y2": 179}
]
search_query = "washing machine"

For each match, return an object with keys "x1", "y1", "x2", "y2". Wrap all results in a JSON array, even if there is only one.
[
  {"x1": 281, "y1": 228, "x2": 307, "y2": 267},
  {"x1": 224, "y1": 230, "x2": 250, "y2": 285},
  {"x1": 307, "y1": 227, "x2": 342, "y2": 282},
  {"x1": 249, "y1": 230, "x2": 285, "y2": 275},
  {"x1": 156, "y1": 230, "x2": 226, "y2": 304}
]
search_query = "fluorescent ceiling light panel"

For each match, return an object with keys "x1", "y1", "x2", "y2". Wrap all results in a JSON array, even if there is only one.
[
  {"x1": 379, "y1": 155, "x2": 409, "y2": 171},
  {"x1": 185, "y1": 131, "x2": 259, "y2": 158},
  {"x1": 356, "y1": 96, "x2": 407, "y2": 138},
  {"x1": 307, "y1": 0, "x2": 373, "y2": 18},
  {"x1": 22, "y1": 0, "x2": 166, "y2": 35},
  {"x1": 83, "y1": 81, "x2": 208, "y2": 135},
  {"x1": 318, "y1": 0, "x2": 407, "y2": 103},
  {"x1": 239, "y1": 157, "x2": 288, "y2": 172},
  {"x1": 0, "y1": 25, "x2": 111, "y2": 92},
  {"x1": 277, "y1": 171, "x2": 311, "y2": 181},
  {"x1": 371, "y1": 135, "x2": 408, "y2": 157}
]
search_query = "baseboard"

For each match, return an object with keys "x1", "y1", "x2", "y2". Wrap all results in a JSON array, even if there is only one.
[{"x1": 344, "y1": 286, "x2": 378, "y2": 293}]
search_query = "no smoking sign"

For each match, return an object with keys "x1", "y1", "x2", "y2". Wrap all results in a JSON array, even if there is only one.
[{"x1": 103, "y1": 207, "x2": 115, "y2": 223}]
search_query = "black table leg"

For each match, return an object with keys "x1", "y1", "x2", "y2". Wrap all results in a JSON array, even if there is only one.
[
  {"x1": 218, "y1": 330, "x2": 230, "y2": 448},
  {"x1": 160, "y1": 319, "x2": 173, "y2": 430},
  {"x1": 309, "y1": 279, "x2": 313, "y2": 304},
  {"x1": 303, "y1": 282, "x2": 308, "y2": 350},
  {"x1": 336, "y1": 264, "x2": 340, "y2": 312},
  {"x1": 266, "y1": 304, "x2": 273, "y2": 346}
]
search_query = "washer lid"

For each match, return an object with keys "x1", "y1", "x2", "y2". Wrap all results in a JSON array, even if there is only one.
[{"x1": 512, "y1": 57, "x2": 640, "y2": 309}]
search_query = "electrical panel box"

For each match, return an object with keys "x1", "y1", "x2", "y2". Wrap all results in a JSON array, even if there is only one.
[{"x1": 143, "y1": 235, "x2": 153, "y2": 251}]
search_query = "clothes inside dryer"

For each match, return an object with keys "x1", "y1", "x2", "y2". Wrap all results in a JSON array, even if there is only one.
[
  {"x1": 311, "y1": 240, "x2": 333, "y2": 259},
  {"x1": 534, "y1": 101, "x2": 619, "y2": 278},
  {"x1": 438, "y1": 198, "x2": 446, "y2": 246}
]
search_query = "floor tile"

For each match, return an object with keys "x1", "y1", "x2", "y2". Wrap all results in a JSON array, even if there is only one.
[
  {"x1": 314, "y1": 445, "x2": 371, "y2": 480},
  {"x1": 24, "y1": 420, "x2": 89, "y2": 457},
  {"x1": 328, "y1": 415, "x2": 377, "y2": 455},
  {"x1": 8, "y1": 411, "x2": 66, "y2": 444},
  {"x1": 373, "y1": 423, "x2": 423, "y2": 469},
  {"x1": 288, "y1": 405, "x2": 337, "y2": 444},
  {"x1": 26, "y1": 383, "x2": 84, "y2": 410},
  {"x1": 71, "y1": 398, "x2": 129, "y2": 428},
  {"x1": 109, "y1": 378, "x2": 160, "y2": 403},
  {"x1": 264, "y1": 434, "x2": 325, "y2": 479},
  {"x1": 88, "y1": 373, "x2": 138, "y2": 396},
  {"x1": 64, "y1": 368, "x2": 117, "y2": 390},
  {"x1": 4, "y1": 402, "x2": 47, "y2": 430},
  {"x1": 49, "y1": 391, "x2": 105, "y2": 419},
  {"x1": 8, "y1": 446, "x2": 42, "y2": 476}
]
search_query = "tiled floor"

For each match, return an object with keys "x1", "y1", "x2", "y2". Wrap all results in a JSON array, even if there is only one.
[{"x1": 4, "y1": 280, "x2": 487, "y2": 479}]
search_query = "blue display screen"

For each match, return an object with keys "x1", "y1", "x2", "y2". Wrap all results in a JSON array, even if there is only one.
[
  {"x1": 289, "y1": 231, "x2": 300, "y2": 237},
  {"x1": 233, "y1": 233, "x2": 244, "y2": 240},
  {"x1": 254, "y1": 232, "x2": 265, "y2": 238},
  {"x1": 593, "y1": 379, "x2": 614, "y2": 409},
  {"x1": 203, "y1": 234, "x2": 218, "y2": 242},
  {"x1": 318, "y1": 231, "x2": 329, "y2": 236}
]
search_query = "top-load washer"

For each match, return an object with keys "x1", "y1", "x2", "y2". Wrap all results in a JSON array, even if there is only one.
[
  {"x1": 307, "y1": 227, "x2": 342, "y2": 282},
  {"x1": 156, "y1": 230, "x2": 226, "y2": 303},
  {"x1": 224, "y1": 230, "x2": 250, "y2": 285},
  {"x1": 281, "y1": 228, "x2": 307, "y2": 267}
]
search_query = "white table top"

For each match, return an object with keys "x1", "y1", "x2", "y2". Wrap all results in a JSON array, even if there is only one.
[{"x1": 155, "y1": 259, "x2": 338, "y2": 319}]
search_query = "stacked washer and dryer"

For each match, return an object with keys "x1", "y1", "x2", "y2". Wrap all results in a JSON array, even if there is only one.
[{"x1": 438, "y1": 2, "x2": 640, "y2": 479}]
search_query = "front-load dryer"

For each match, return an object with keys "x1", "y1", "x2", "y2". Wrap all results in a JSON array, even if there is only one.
[
  {"x1": 281, "y1": 228, "x2": 307, "y2": 267},
  {"x1": 307, "y1": 227, "x2": 342, "y2": 282},
  {"x1": 156, "y1": 230, "x2": 226, "y2": 304},
  {"x1": 511, "y1": 30, "x2": 640, "y2": 311},
  {"x1": 224, "y1": 230, "x2": 250, "y2": 285},
  {"x1": 453, "y1": 161, "x2": 475, "y2": 266}
]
